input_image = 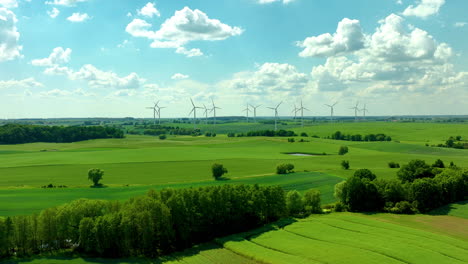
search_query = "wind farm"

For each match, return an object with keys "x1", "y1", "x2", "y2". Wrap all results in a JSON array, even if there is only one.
[{"x1": 1, "y1": 1, "x2": 468, "y2": 264}]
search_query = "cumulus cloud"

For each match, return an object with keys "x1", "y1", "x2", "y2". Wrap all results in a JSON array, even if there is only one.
[
  {"x1": 307, "y1": 14, "x2": 462, "y2": 96},
  {"x1": 68, "y1": 64, "x2": 146, "y2": 89},
  {"x1": 297, "y1": 18, "x2": 365, "y2": 57},
  {"x1": 403, "y1": 0, "x2": 445, "y2": 18},
  {"x1": 39, "y1": 88, "x2": 95, "y2": 97},
  {"x1": 0, "y1": 7, "x2": 22, "y2": 61},
  {"x1": 126, "y1": 7, "x2": 243, "y2": 57},
  {"x1": 0, "y1": 0, "x2": 17, "y2": 8},
  {"x1": 47, "y1": 7, "x2": 59, "y2": 18},
  {"x1": 219, "y1": 63, "x2": 309, "y2": 100},
  {"x1": 45, "y1": 0, "x2": 88, "y2": 6},
  {"x1": 0, "y1": 78, "x2": 43, "y2": 90},
  {"x1": 31, "y1": 47, "x2": 71, "y2": 67},
  {"x1": 137, "y1": 2, "x2": 160, "y2": 18},
  {"x1": 171, "y1": 73, "x2": 189, "y2": 80},
  {"x1": 454, "y1": 22, "x2": 467, "y2": 28},
  {"x1": 67, "y1": 12, "x2": 90, "y2": 22}
]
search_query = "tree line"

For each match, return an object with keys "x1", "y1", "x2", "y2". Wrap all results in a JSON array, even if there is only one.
[
  {"x1": 228, "y1": 129, "x2": 297, "y2": 137},
  {"x1": 334, "y1": 160, "x2": 468, "y2": 213},
  {"x1": 328, "y1": 131, "x2": 392, "y2": 142},
  {"x1": 0, "y1": 124, "x2": 124, "y2": 144},
  {"x1": 0, "y1": 185, "x2": 294, "y2": 258}
]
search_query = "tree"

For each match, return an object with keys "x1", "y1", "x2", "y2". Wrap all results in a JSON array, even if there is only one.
[
  {"x1": 338, "y1": 146, "x2": 349, "y2": 155},
  {"x1": 88, "y1": 168, "x2": 104, "y2": 186},
  {"x1": 354, "y1": 169, "x2": 376, "y2": 181},
  {"x1": 341, "y1": 160, "x2": 350, "y2": 170},
  {"x1": 432, "y1": 159, "x2": 445, "y2": 168},
  {"x1": 340, "y1": 176, "x2": 383, "y2": 212},
  {"x1": 286, "y1": 190, "x2": 303, "y2": 216},
  {"x1": 276, "y1": 163, "x2": 294, "y2": 174},
  {"x1": 303, "y1": 189, "x2": 321, "y2": 214},
  {"x1": 211, "y1": 163, "x2": 227, "y2": 180},
  {"x1": 397, "y1": 160, "x2": 434, "y2": 183}
]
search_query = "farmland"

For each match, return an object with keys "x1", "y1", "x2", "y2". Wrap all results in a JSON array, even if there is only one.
[{"x1": 0, "y1": 122, "x2": 467, "y2": 216}]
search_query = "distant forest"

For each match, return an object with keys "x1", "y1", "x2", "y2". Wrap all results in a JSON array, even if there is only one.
[{"x1": 0, "y1": 124, "x2": 124, "y2": 144}]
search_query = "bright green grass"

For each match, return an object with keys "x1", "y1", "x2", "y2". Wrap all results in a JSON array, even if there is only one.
[
  {"x1": 0, "y1": 172, "x2": 342, "y2": 216},
  {"x1": 219, "y1": 213, "x2": 468, "y2": 264},
  {"x1": 430, "y1": 201, "x2": 468, "y2": 219}
]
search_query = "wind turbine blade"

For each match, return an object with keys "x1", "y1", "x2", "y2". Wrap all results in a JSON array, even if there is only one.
[
  {"x1": 189, "y1": 109, "x2": 194, "y2": 115},
  {"x1": 277, "y1": 101, "x2": 283, "y2": 108},
  {"x1": 325, "y1": 104, "x2": 331, "y2": 107},
  {"x1": 190, "y1": 98, "x2": 195, "y2": 107}
]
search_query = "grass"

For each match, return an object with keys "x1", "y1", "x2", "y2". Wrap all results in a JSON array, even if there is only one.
[
  {"x1": 430, "y1": 200, "x2": 468, "y2": 219},
  {"x1": 0, "y1": 122, "x2": 467, "y2": 217}
]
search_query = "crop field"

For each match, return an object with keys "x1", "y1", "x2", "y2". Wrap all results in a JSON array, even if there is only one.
[
  {"x1": 0, "y1": 122, "x2": 467, "y2": 216},
  {"x1": 6, "y1": 212, "x2": 466, "y2": 264}
]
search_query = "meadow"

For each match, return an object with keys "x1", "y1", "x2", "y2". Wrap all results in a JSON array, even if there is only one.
[{"x1": 0, "y1": 122, "x2": 467, "y2": 216}]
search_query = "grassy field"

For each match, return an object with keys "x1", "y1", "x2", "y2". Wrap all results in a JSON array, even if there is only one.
[
  {"x1": 4, "y1": 212, "x2": 467, "y2": 264},
  {"x1": 430, "y1": 201, "x2": 468, "y2": 219},
  {"x1": 0, "y1": 122, "x2": 467, "y2": 216}
]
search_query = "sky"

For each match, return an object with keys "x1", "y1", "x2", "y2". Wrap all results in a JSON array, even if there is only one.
[{"x1": 0, "y1": 0, "x2": 467, "y2": 118}]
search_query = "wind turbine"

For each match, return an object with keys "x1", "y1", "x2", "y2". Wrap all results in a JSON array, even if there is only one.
[
  {"x1": 243, "y1": 103, "x2": 251, "y2": 123},
  {"x1": 325, "y1": 102, "x2": 338, "y2": 122},
  {"x1": 361, "y1": 103, "x2": 369, "y2": 118},
  {"x1": 210, "y1": 98, "x2": 221, "y2": 125},
  {"x1": 155, "y1": 104, "x2": 166, "y2": 125},
  {"x1": 146, "y1": 101, "x2": 159, "y2": 125},
  {"x1": 267, "y1": 101, "x2": 282, "y2": 131},
  {"x1": 296, "y1": 100, "x2": 309, "y2": 128},
  {"x1": 350, "y1": 101, "x2": 360, "y2": 121},
  {"x1": 189, "y1": 98, "x2": 203, "y2": 129},
  {"x1": 250, "y1": 104, "x2": 261, "y2": 123},
  {"x1": 203, "y1": 104, "x2": 210, "y2": 124},
  {"x1": 292, "y1": 104, "x2": 299, "y2": 120}
]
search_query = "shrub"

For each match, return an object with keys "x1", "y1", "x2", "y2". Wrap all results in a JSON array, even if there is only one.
[
  {"x1": 432, "y1": 159, "x2": 445, "y2": 168},
  {"x1": 338, "y1": 146, "x2": 348, "y2": 155},
  {"x1": 159, "y1": 134, "x2": 167, "y2": 140},
  {"x1": 389, "y1": 201, "x2": 417, "y2": 214},
  {"x1": 287, "y1": 138, "x2": 295, "y2": 143},
  {"x1": 227, "y1": 133, "x2": 235, "y2": 137},
  {"x1": 212, "y1": 133, "x2": 216, "y2": 137},
  {"x1": 277, "y1": 163, "x2": 295, "y2": 174},
  {"x1": 341, "y1": 160, "x2": 350, "y2": 170},
  {"x1": 205, "y1": 132, "x2": 212, "y2": 137},
  {"x1": 300, "y1": 132, "x2": 308, "y2": 137},
  {"x1": 333, "y1": 201, "x2": 346, "y2": 212},
  {"x1": 88, "y1": 168, "x2": 104, "y2": 186},
  {"x1": 388, "y1": 161, "x2": 400, "y2": 168},
  {"x1": 211, "y1": 163, "x2": 228, "y2": 180}
]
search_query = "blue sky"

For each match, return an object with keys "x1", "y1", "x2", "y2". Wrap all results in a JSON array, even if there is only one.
[{"x1": 0, "y1": 0, "x2": 467, "y2": 118}]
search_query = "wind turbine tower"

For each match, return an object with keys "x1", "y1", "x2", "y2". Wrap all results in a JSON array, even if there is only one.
[
  {"x1": 203, "y1": 104, "x2": 210, "y2": 124},
  {"x1": 297, "y1": 100, "x2": 309, "y2": 128},
  {"x1": 325, "y1": 102, "x2": 338, "y2": 122},
  {"x1": 210, "y1": 98, "x2": 221, "y2": 125},
  {"x1": 243, "y1": 103, "x2": 251, "y2": 123},
  {"x1": 189, "y1": 98, "x2": 203, "y2": 129},
  {"x1": 350, "y1": 102, "x2": 360, "y2": 121},
  {"x1": 267, "y1": 101, "x2": 283, "y2": 131},
  {"x1": 292, "y1": 104, "x2": 298, "y2": 120},
  {"x1": 146, "y1": 101, "x2": 159, "y2": 125},
  {"x1": 361, "y1": 104, "x2": 369, "y2": 118},
  {"x1": 250, "y1": 104, "x2": 261, "y2": 123}
]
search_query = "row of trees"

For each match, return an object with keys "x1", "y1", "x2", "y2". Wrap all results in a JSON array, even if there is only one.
[
  {"x1": 0, "y1": 185, "x2": 292, "y2": 258},
  {"x1": 0, "y1": 124, "x2": 124, "y2": 144},
  {"x1": 140, "y1": 128, "x2": 202, "y2": 136},
  {"x1": 432, "y1": 136, "x2": 467, "y2": 149},
  {"x1": 335, "y1": 161, "x2": 468, "y2": 213},
  {"x1": 229, "y1": 130, "x2": 297, "y2": 138},
  {"x1": 328, "y1": 131, "x2": 392, "y2": 142}
]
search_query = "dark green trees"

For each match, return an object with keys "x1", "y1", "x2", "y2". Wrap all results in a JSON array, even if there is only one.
[
  {"x1": 397, "y1": 159, "x2": 434, "y2": 183},
  {"x1": 88, "y1": 168, "x2": 104, "y2": 186},
  {"x1": 211, "y1": 163, "x2": 228, "y2": 180},
  {"x1": 338, "y1": 146, "x2": 349, "y2": 155},
  {"x1": 277, "y1": 163, "x2": 295, "y2": 174}
]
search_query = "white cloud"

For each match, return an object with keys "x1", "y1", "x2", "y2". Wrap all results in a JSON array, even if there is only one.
[
  {"x1": 257, "y1": 0, "x2": 296, "y2": 4},
  {"x1": 47, "y1": 7, "x2": 60, "y2": 18},
  {"x1": 0, "y1": 0, "x2": 17, "y2": 8},
  {"x1": 45, "y1": 0, "x2": 88, "y2": 7},
  {"x1": 31, "y1": 47, "x2": 71, "y2": 67},
  {"x1": 38, "y1": 88, "x2": 95, "y2": 97},
  {"x1": 297, "y1": 18, "x2": 365, "y2": 57},
  {"x1": 171, "y1": 73, "x2": 189, "y2": 80},
  {"x1": 68, "y1": 64, "x2": 146, "y2": 89},
  {"x1": 454, "y1": 22, "x2": 467, "y2": 28},
  {"x1": 219, "y1": 63, "x2": 309, "y2": 100},
  {"x1": 0, "y1": 7, "x2": 22, "y2": 61},
  {"x1": 306, "y1": 13, "x2": 463, "y2": 97},
  {"x1": 126, "y1": 7, "x2": 243, "y2": 57},
  {"x1": 137, "y1": 2, "x2": 160, "y2": 18},
  {"x1": 0, "y1": 78, "x2": 43, "y2": 89},
  {"x1": 67, "y1": 12, "x2": 90, "y2": 22},
  {"x1": 402, "y1": 0, "x2": 445, "y2": 18}
]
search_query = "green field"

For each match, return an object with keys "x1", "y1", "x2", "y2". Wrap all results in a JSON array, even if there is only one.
[
  {"x1": 1, "y1": 122, "x2": 467, "y2": 216},
  {"x1": 5, "y1": 212, "x2": 466, "y2": 264}
]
